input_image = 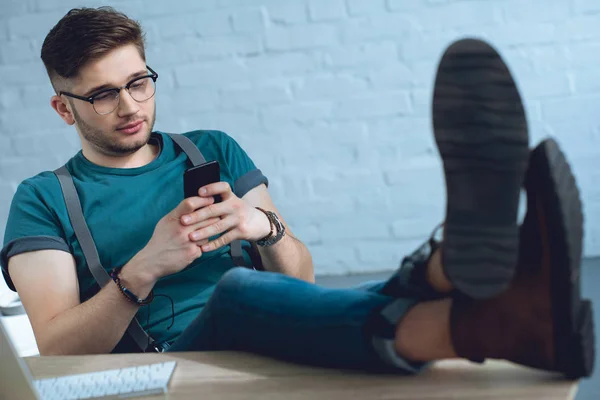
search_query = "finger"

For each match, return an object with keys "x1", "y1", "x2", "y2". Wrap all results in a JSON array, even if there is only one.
[
  {"x1": 195, "y1": 238, "x2": 209, "y2": 247},
  {"x1": 175, "y1": 196, "x2": 215, "y2": 220},
  {"x1": 199, "y1": 181, "x2": 234, "y2": 201},
  {"x1": 189, "y1": 216, "x2": 237, "y2": 242},
  {"x1": 182, "y1": 201, "x2": 233, "y2": 226},
  {"x1": 201, "y1": 230, "x2": 238, "y2": 253},
  {"x1": 187, "y1": 217, "x2": 221, "y2": 238}
]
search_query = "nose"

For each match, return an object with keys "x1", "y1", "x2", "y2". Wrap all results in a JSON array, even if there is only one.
[{"x1": 116, "y1": 88, "x2": 140, "y2": 118}]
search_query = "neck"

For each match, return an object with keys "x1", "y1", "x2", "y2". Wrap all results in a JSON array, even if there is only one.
[{"x1": 82, "y1": 141, "x2": 158, "y2": 169}]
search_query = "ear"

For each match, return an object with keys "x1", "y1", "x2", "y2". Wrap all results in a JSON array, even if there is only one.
[{"x1": 50, "y1": 95, "x2": 75, "y2": 125}]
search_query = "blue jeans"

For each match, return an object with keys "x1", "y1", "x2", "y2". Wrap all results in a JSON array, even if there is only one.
[{"x1": 168, "y1": 268, "x2": 427, "y2": 373}]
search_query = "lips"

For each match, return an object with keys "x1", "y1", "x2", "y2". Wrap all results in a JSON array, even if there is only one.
[{"x1": 117, "y1": 120, "x2": 144, "y2": 134}]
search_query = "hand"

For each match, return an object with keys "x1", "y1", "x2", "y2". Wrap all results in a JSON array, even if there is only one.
[
  {"x1": 180, "y1": 182, "x2": 272, "y2": 253},
  {"x1": 133, "y1": 195, "x2": 221, "y2": 280}
]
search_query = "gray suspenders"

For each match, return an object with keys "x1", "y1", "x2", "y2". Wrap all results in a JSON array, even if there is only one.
[{"x1": 53, "y1": 133, "x2": 251, "y2": 352}]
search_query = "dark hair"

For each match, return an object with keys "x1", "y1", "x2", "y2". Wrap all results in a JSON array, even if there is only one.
[{"x1": 41, "y1": 7, "x2": 146, "y2": 91}]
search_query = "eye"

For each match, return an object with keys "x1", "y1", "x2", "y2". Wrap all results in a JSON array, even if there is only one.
[
  {"x1": 130, "y1": 80, "x2": 147, "y2": 89},
  {"x1": 94, "y1": 91, "x2": 115, "y2": 101}
]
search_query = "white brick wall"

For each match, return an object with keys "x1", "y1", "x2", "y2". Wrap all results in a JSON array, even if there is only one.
[{"x1": 1, "y1": 0, "x2": 599, "y2": 276}]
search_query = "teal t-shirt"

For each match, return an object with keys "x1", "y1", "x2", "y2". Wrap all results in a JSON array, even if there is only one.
[{"x1": 1, "y1": 130, "x2": 267, "y2": 345}]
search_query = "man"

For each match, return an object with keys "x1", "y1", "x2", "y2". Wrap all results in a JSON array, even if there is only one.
[{"x1": 1, "y1": 7, "x2": 594, "y2": 379}]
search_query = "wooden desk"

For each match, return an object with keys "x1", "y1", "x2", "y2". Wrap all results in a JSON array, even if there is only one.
[{"x1": 25, "y1": 352, "x2": 579, "y2": 399}]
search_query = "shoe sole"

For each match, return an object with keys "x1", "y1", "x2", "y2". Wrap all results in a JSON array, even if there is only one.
[
  {"x1": 526, "y1": 138, "x2": 595, "y2": 379},
  {"x1": 433, "y1": 38, "x2": 529, "y2": 299}
]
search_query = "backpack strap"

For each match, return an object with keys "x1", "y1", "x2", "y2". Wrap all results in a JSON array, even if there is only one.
[
  {"x1": 165, "y1": 133, "x2": 253, "y2": 269},
  {"x1": 54, "y1": 166, "x2": 157, "y2": 353}
]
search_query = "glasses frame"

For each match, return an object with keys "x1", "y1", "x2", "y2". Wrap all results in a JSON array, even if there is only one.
[{"x1": 59, "y1": 65, "x2": 158, "y2": 115}]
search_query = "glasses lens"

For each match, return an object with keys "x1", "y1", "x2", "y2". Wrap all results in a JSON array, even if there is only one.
[
  {"x1": 129, "y1": 76, "x2": 156, "y2": 103},
  {"x1": 93, "y1": 91, "x2": 120, "y2": 115}
]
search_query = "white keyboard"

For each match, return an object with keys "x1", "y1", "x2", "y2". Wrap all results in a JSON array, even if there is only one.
[{"x1": 33, "y1": 361, "x2": 177, "y2": 400}]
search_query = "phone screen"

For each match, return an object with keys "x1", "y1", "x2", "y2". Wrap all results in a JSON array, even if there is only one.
[{"x1": 183, "y1": 160, "x2": 221, "y2": 201}]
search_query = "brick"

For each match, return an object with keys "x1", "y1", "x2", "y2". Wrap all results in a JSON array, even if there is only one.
[
  {"x1": 398, "y1": 31, "x2": 452, "y2": 62},
  {"x1": 346, "y1": 0, "x2": 387, "y2": 16},
  {"x1": 0, "y1": 107, "x2": 65, "y2": 135},
  {"x1": 410, "y1": 89, "x2": 430, "y2": 116},
  {"x1": 478, "y1": 23, "x2": 561, "y2": 47},
  {"x1": 324, "y1": 41, "x2": 398, "y2": 69},
  {"x1": 309, "y1": 0, "x2": 346, "y2": 21},
  {"x1": 288, "y1": 224, "x2": 321, "y2": 245},
  {"x1": 3, "y1": 0, "x2": 35, "y2": 15},
  {"x1": 308, "y1": 244, "x2": 358, "y2": 275},
  {"x1": 293, "y1": 74, "x2": 369, "y2": 101},
  {"x1": 504, "y1": 46, "x2": 571, "y2": 75},
  {"x1": 152, "y1": 11, "x2": 232, "y2": 39},
  {"x1": 497, "y1": 0, "x2": 570, "y2": 23},
  {"x1": 134, "y1": 0, "x2": 217, "y2": 17},
  {"x1": 402, "y1": 0, "x2": 501, "y2": 31},
  {"x1": 542, "y1": 95, "x2": 600, "y2": 126},
  {"x1": 158, "y1": 87, "x2": 219, "y2": 114},
  {"x1": 220, "y1": 81, "x2": 291, "y2": 109},
  {"x1": 275, "y1": 121, "x2": 368, "y2": 148},
  {"x1": 261, "y1": 102, "x2": 333, "y2": 128},
  {"x1": 312, "y1": 167, "x2": 384, "y2": 197},
  {"x1": 280, "y1": 138, "x2": 358, "y2": 170},
  {"x1": 358, "y1": 240, "x2": 420, "y2": 272},
  {"x1": 571, "y1": 69, "x2": 600, "y2": 95},
  {"x1": 11, "y1": 131, "x2": 73, "y2": 157},
  {"x1": 516, "y1": 72, "x2": 571, "y2": 99},
  {"x1": 186, "y1": 35, "x2": 263, "y2": 60},
  {"x1": 387, "y1": 0, "x2": 426, "y2": 12},
  {"x1": 320, "y1": 215, "x2": 391, "y2": 240},
  {"x1": 0, "y1": 39, "x2": 41, "y2": 65},
  {"x1": 525, "y1": 100, "x2": 543, "y2": 122},
  {"x1": 244, "y1": 52, "x2": 322, "y2": 79},
  {"x1": 7, "y1": 11, "x2": 64, "y2": 40},
  {"x1": 174, "y1": 60, "x2": 248, "y2": 88},
  {"x1": 367, "y1": 117, "x2": 434, "y2": 164},
  {"x1": 567, "y1": 15, "x2": 600, "y2": 41},
  {"x1": 231, "y1": 7, "x2": 265, "y2": 33},
  {"x1": 0, "y1": 88, "x2": 19, "y2": 111},
  {"x1": 341, "y1": 14, "x2": 418, "y2": 43},
  {"x1": 280, "y1": 174, "x2": 312, "y2": 200},
  {"x1": 568, "y1": 42, "x2": 600, "y2": 70},
  {"x1": 392, "y1": 217, "x2": 439, "y2": 240},
  {"x1": 0, "y1": 156, "x2": 57, "y2": 182},
  {"x1": 333, "y1": 91, "x2": 412, "y2": 119},
  {"x1": 573, "y1": 0, "x2": 600, "y2": 15},
  {"x1": 367, "y1": 62, "x2": 413, "y2": 89},
  {"x1": 265, "y1": 24, "x2": 338, "y2": 51},
  {"x1": 0, "y1": 136, "x2": 14, "y2": 157},
  {"x1": 280, "y1": 197, "x2": 355, "y2": 221},
  {"x1": 266, "y1": 3, "x2": 308, "y2": 25},
  {"x1": 355, "y1": 239, "x2": 425, "y2": 268},
  {"x1": 179, "y1": 111, "x2": 263, "y2": 138}
]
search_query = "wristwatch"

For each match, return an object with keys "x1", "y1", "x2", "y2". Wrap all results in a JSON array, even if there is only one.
[{"x1": 255, "y1": 207, "x2": 286, "y2": 247}]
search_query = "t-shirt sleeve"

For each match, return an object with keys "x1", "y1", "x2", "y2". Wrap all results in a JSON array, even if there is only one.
[
  {"x1": 1, "y1": 181, "x2": 69, "y2": 291},
  {"x1": 217, "y1": 131, "x2": 269, "y2": 198}
]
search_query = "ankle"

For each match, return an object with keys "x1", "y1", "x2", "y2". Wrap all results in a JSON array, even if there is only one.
[
  {"x1": 394, "y1": 299, "x2": 457, "y2": 362},
  {"x1": 426, "y1": 249, "x2": 454, "y2": 293}
]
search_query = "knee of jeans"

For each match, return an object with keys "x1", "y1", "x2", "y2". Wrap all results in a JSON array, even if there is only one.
[{"x1": 215, "y1": 267, "x2": 253, "y2": 293}]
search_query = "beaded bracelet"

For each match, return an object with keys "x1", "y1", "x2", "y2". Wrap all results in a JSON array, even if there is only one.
[
  {"x1": 110, "y1": 267, "x2": 154, "y2": 306},
  {"x1": 255, "y1": 207, "x2": 286, "y2": 247}
]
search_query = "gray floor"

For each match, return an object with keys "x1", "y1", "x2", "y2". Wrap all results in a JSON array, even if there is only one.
[{"x1": 316, "y1": 257, "x2": 600, "y2": 400}]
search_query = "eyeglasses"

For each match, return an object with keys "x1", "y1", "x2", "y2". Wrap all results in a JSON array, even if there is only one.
[{"x1": 60, "y1": 66, "x2": 158, "y2": 115}]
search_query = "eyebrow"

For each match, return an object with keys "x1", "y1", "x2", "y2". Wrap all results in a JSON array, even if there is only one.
[{"x1": 83, "y1": 69, "x2": 149, "y2": 97}]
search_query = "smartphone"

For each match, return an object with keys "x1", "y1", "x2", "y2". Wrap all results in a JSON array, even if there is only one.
[{"x1": 183, "y1": 160, "x2": 222, "y2": 202}]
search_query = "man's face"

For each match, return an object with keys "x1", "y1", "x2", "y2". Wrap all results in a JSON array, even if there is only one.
[{"x1": 65, "y1": 44, "x2": 156, "y2": 157}]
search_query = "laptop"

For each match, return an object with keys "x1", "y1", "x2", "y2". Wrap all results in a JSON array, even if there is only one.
[{"x1": 0, "y1": 321, "x2": 176, "y2": 400}]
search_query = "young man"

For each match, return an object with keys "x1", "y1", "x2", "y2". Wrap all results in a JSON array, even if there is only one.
[{"x1": 1, "y1": 7, "x2": 594, "y2": 379}]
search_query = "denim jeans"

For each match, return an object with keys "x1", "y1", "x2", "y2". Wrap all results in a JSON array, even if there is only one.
[{"x1": 168, "y1": 267, "x2": 427, "y2": 373}]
